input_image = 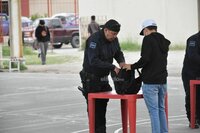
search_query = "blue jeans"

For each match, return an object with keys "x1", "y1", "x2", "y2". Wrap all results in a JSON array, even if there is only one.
[{"x1": 142, "y1": 84, "x2": 168, "y2": 133}]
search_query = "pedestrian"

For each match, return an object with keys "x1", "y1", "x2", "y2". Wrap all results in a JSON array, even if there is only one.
[
  {"x1": 88, "y1": 15, "x2": 100, "y2": 36},
  {"x1": 79, "y1": 19, "x2": 125, "y2": 133},
  {"x1": 182, "y1": 31, "x2": 200, "y2": 128},
  {"x1": 35, "y1": 20, "x2": 50, "y2": 65},
  {"x1": 123, "y1": 19, "x2": 170, "y2": 133}
]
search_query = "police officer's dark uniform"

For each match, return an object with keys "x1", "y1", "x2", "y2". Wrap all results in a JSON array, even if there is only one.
[
  {"x1": 182, "y1": 31, "x2": 200, "y2": 128},
  {"x1": 79, "y1": 19, "x2": 125, "y2": 133}
]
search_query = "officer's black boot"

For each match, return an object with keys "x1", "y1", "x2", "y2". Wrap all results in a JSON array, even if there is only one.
[
  {"x1": 197, "y1": 120, "x2": 200, "y2": 126},
  {"x1": 95, "y1": 126, "x2": 106, "y2": 133}
]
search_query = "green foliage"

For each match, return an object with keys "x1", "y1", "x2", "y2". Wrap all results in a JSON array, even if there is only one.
[
  {"x1": 2, "y1": 45, "x2": 35, "y2": 56},
  {"x1": 24, "y1": 54, "x2": 78, "y2": 65},
  {"x1": 2, "y1": 45, "x2": 10, "y2": 56},
  {"x1": 120, "y1": 40, "x2": 141, "y2": 51},
  {"x1": 169, "y1": 44, "x2": 185, "y2": 51},
  {"x1": 23, "y1": 46, "x2": 35, "y2": 55},
  {"x1": 3, "y1": 61, "x2": 27, "y2": 71},
  {"x1": 80, "y1": 37, "x2": 87, "y2": 50},
  {"x1": 1, "y1": 45, "x2": 78, "y2": 71},
  {"x1": 30, "y1": 13, "x2": 44, "y2": 21}
]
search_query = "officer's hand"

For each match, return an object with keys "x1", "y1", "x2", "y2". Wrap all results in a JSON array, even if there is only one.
[
  {"x1": 123, "y1": 64, "x2": 132, "y2": 70},
  {"x1": 114, "y1": 67, "x2": 120, "y2": 75},
  {"x1": 119, "y1": 62, "x2": 126, "y2": 68}
]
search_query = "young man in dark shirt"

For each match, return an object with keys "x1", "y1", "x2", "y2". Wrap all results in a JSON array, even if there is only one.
[
  {"x1": 124, "y1": 19, "x2": 170, "y2": 133},
  {"x1": 35, "y1": 20, "x2": 50, "y2": 65},
  {"x1": 88, "y1": 15, "x2": 100, "y2": 36}
]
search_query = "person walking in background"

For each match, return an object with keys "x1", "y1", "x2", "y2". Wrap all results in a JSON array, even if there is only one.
[
  {"x1": 88, "y1": 15, "x2": 100, "y2": 36},
  {"x1": 182, "y1": 31, "x2": 200, "y2": 128},
  {"x1": 123, "y1": 19, "x2": 170, "y2": 133},
  {"x1": 35, "y1": 20, "x2": 50, "y2": 65},
  {"x1": 80, "y1": 19, "x2": 125, "y2": 133}
]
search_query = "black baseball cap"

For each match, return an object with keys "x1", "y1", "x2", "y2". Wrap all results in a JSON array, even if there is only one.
[
  {"x1": 39, "y1": 20, "x2": 45, "y2": 25},
  {"x1": 100, "y1": 19, "x2": 121, "y2": 32}
]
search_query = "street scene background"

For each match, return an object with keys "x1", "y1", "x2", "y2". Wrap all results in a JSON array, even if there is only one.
[{"x1": 0, "y1": 47, "x2": 200, "y2": 133}]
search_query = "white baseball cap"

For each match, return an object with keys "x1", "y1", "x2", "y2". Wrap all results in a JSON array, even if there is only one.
[{"x1": 140, "y1": 19, "x2": 157, "y2": 35}]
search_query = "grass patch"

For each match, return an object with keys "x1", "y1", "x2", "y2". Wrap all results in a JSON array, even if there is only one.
[
  {"x1": 25, "y1": 54, "x2": 78, "y2": 65},
  {"x1": 1, "y1": 45, "x2": 79, "y2": 70},
  {"x1": 169, "y1": 44, "x2": 185, "y2": 51},
  {"x1": 2, "y1": 45, "x2": 10, "y2": 56},
  {"x1": 120, "y1": 40, "x2": 141, "y2": 51}
]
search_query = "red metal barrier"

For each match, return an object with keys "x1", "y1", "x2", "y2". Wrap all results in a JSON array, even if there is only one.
[
  {"x1": 88, "y1": 91, "x2": 168, "y2": 133},
  {"x1": 190, "y1": 80, "x2": 200, "y2": 129}
]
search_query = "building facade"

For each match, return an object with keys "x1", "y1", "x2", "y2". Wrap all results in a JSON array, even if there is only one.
[
  {"x1": 79, "y1": 0, "x2": 199, "y2": 45},
  {"x1": 1, "y1": 0, "x2": 78, "y2": 17}
]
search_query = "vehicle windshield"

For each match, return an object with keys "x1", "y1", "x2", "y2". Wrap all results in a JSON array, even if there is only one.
[{"x1": 32, "y1": 19, "x2": 62, "y2": 28}]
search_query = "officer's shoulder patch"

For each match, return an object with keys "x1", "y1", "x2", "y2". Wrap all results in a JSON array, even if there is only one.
[
  {"x1": 189, "y1": 41, "x2": 196, "y2": 47},
  {"x1": 89, "y1": 42, "x2": 97, "y2": 49}
]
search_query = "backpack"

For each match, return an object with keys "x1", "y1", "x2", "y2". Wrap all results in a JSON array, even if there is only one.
[{"x1": 111, "y1": 69, "x2": 142, "y2": 94}]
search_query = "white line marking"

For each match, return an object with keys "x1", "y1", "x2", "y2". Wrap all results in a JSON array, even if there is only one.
[
  {"x1": 0, "y1": 102, "x2": 85, "y2": 115},
  {"x1": 72, "y1": 115, "x2": 187, "y2": 133}
]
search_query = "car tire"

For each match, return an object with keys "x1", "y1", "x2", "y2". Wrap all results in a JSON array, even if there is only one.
[
  {"x1": 71, "y1": 34, "x2": 79, "y2": 48},
  {"x1": 53, "y1": 43, "x2": 63, "y2": 49}
]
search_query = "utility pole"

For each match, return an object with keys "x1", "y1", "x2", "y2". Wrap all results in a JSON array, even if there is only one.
[{"x1": 9, "y1": 0, "x2": 23, "y2": 58}]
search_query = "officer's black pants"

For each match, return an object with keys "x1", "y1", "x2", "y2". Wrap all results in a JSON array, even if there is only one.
[
  {"x1": 182, "y1": 71, "x2": 200, "y2": 122},
  {"x1": 83, "y1": 75, "x2": 112, "y2": 133}
]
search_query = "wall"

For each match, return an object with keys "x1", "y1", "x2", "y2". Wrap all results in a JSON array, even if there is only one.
[
  {"x1": 79, "y1": 0, "x2": 198, "y2": 45},
  {"x1": 29, "y1": 0, "x2": 77, "y2": 17}
]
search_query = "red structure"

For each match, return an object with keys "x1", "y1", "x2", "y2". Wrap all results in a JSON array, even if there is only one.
[
  {"x1": 190, "y1": 80, "x2": 200, "y2": 129},
  {"x1": 21, "y1": 0, "x2": 29, "y2": 17},
  {"x1": 88, "y1": 91, "x2": 168, "y2": 133}
]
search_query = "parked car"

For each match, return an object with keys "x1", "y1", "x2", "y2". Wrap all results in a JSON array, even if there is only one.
[
  {"x1": 23, "y1": 17, "x2": 79, "y2": 48},
  {"x1": 0, "y1": 13, "x2": 9, "y2": 36},
  {"x1": 8, "y1": 16, "x2": 33, "y2": 46},
  {"x1": 51, "y1": 13, "x2": 79, "y2": 28},
  {"x1": 21, "y1": 16, "x2": 33, "y2": 28}
]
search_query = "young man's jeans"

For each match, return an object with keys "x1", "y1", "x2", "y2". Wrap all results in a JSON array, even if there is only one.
[
  {"x1": 38, "y1": 41, "x2": 49, "y2": 65},
  {"x1": 142, "y1": 84, "x2": 168, "y2": 133}
]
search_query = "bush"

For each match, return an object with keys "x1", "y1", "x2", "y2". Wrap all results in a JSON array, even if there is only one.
[
  {"x1": 120, "y1": 40, "x2": 141, "y2": 51},
  {"x1": 169, "y1": 44, "x2": 185, "y2": 50},
  {"x1": 30, "y1": 13, "x2": 44, "y2": 21}
]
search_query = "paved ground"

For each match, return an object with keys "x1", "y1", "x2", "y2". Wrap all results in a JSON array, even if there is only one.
[{"x1": 0, "y1": 48, "x2": 200, "y2": 133}]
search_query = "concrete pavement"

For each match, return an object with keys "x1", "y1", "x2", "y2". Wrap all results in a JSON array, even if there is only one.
[{"x1": 0, "y1": 49, "x2": 200, "y2": 133}]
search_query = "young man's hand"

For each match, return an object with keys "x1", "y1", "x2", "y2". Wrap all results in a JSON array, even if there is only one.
[
  {"x1": 123, "y1": 64, "x2": 132, "y2": 70},
  {"x1": 114, "y1": 67, "x2": 120, "y2": 75}
]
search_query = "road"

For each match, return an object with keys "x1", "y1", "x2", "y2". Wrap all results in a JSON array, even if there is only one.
[{"x1": 0, "y1": 48, "x2": 200, "y2": 133}]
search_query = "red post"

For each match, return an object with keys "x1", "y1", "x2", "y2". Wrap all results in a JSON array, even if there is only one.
[
  {"x1": 88, "y1": 98, "x2": 95, "y2": 133},
  {"x1": 47, "y1": 0, "x2": 52, "y2": 17},
  {"x1": 190, "y1": 80, "x2": 200, "y2": 128},
  {"x1": 74, "y1": 0, "x2": 78, "y2": 25}
]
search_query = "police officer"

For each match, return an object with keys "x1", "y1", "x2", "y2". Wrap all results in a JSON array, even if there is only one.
[
  {"x1": 80, "y1": 19, "x2": 125, "y2": 133},
  {"x1": 182, "y1": 31, "x2": 200, "y2": 128}
]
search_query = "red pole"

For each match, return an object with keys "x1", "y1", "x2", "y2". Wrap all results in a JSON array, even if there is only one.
[
  {"x1": 74, "y1": 0, "x2": 77, "y2": 24},
  {"x1": 47, "y1": 0, "x2": 52, "y2": 17}
]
